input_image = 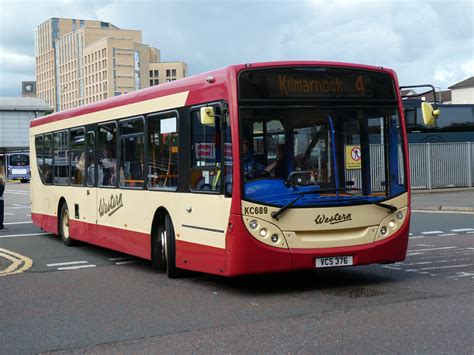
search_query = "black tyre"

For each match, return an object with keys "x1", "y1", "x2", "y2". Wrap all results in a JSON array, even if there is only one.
[
  {"x1": 164, "y1": 214, "x2": 181, "y2": 278},
  {"x1": 59, "y1": 203, "x2": 76, "y2": 246},
  {"x1": 151, "y1": 222, "x2": 167, "y2": 271}
]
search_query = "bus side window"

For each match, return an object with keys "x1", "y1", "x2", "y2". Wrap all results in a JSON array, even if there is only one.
[
  {"x1": 119, "y1": 117, "x2": 145, "y2": 189},
  {"x1": 53, "y1": 130, "x2": 70, "y2": 185},
  {"x1": 98, "y1": 122, "x2": 117, "y2": 187},
  {"x1": 35, "y1": 135, "x2": 44, "y2": 183},
  {"x1": 86, "y1": 131, "x2": 96, "y2": 187},
  {"x1": 190, "y1": 108, "x2": 222, "y2": 192},
  {"x1": 147, "y1": 112, "x2": 178, "y2": 190},
  {"x1": 43, "y1": 133, "x2": 53, "y2": 184},
  {"x1": 70, "y1": 128, "x2": 85, "y2": 186}
]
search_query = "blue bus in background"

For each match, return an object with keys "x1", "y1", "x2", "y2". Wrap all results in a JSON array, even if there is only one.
[
  {"x1": 403, "y1": 99, "x2": 474, "y2": 143},
  {"x1": 6, "y1": 153, "x2": 30, "y2": 182}
]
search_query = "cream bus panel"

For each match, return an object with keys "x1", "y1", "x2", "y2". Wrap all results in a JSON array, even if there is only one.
[
  {"x1": 174, "y1": 193, "x2": 231, "y2": 249},
  {"x1": 242, "y1": 193, "x2": 408, "y2": 249},
  {"x1": 30, "y1": 92, "x2": 189, "y2": 135}
]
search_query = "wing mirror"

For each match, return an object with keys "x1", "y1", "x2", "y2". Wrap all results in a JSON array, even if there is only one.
[
  {"x1": 200, "y1": 106, "x2": 216, "y2": 126},
  {"x1": 421, "y1": 102, "x2": 440, "y2": 127}
]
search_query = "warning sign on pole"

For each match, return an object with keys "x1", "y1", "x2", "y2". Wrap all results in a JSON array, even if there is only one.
[{"x1": 345, "y1": 145, "x2": 361, "y2": 169}]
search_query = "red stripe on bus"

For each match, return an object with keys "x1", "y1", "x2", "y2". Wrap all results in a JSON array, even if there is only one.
[{"x1": 176, "y1": 240, "x2": 227, "y2": 276}]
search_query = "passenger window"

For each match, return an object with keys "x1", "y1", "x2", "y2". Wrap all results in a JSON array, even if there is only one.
[
  {"x1": 119, "y1": 118, "x2": 144, "y2": 188},
  {"x1": 43, "y1": 133, "x2": 53, "y2": 184},
  {"x1": 147, "y1": 112, "x2": 178, "y2": 190},
  {"x1": 35, "y1": 135, "x2": 44, "y2": 183},
  {"x1": 70, "y1": 128, "x2": 85, "y2": 186},
  {"x1": 86, "y1": 131, "x2": 96, "y2": 187},
  {"x1": 53, "y1": 130, "x2": 70, "y2": 185},
  {"x1": 190, "y1": 107, "x2": 225, "y2": 192},
  {"x1": 98, "y1": 122, "x2": 117, "y2": 187}
]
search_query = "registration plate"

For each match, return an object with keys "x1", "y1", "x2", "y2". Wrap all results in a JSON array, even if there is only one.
[{"x1": 315, "y1": 256, "x2": 353, "y2": 268}]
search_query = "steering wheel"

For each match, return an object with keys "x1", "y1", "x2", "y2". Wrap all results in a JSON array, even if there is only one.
[{"x1": 244, "y1": 169, "x2": 270, "y2": 180}]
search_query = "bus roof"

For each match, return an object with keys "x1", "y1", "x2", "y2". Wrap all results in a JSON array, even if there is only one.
[{"x1": 31, "y1": 60, "x2": 396, "y2": 128}]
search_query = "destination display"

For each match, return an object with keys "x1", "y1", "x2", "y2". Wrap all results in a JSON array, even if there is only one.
[{"x1": 239, "y1": 67, "x2": 396, "y2": 100}]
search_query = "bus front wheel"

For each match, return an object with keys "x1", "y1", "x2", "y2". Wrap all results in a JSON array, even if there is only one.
[{"x1": 59, "y1": 203, "x2": 76, "y2": 247}]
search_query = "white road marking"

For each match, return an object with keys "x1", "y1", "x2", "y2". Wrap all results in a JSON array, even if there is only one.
[
  {"x1": 451, "y1": 228, "x2": 474, "y2": 232},
  {"x1": 108, "y1": 257, "x2": 133, "y2": 261},
  {"x1": 448, "y1": 272, "x2": 474, "y2": 279},
  {"x1": 421, "y1": 231, "x2": 443, "y2": 235},
  {"x1": 410, "y1": 236, "x2": 424, "y2": 239},
  {"x1": 412, "y1": 210, "x2": 474, "y2": 215},
  {"x1": 0, "y1": 232, "x2": 49, "y2": 239},
  {"x1": 438, "y1": 233, "x2": 458, "y2": 236},
  {"x1": 115, "y1": 260, "x2": 142, "y2": 265},
  {"x1": 467, "y1": 231, "x2": 474, "y2": 234},
  {"x1": 409, "y1": 246, "x2": 457, "y2": 252},
  {"x1": 4, "y1": 221, "x2": 33, "y2": 225},
  {"x1": 57, "y1": 264, "x2": 96, "y2": 270},
  {"x1": 417, "y1": 264, "x2": 472, "y2": 271},
  {"x1": 47, "y1": 261, "x2": 88, "y2": 267}
]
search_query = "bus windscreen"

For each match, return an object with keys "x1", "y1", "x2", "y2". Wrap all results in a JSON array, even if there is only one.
[{"x1": 239, "y1": 67, "x2": 396, "y2": 101}]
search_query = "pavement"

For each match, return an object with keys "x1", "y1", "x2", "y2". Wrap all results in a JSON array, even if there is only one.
[{"x1": 411, "y1": 188, "x2": 474, "y2": 212}]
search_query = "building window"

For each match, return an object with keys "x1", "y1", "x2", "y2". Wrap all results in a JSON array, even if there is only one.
[
  {"x1": 149, "y1": 70, "x2": 153, "y2": 77},
  {"x1": 172, "y1": 69, "x2": 176, "y2": 77},
  {"x1": 154, "y1": 70, "x2": 159, "y2": 77},
  {"x1": 154, "y1": 79, "x2": 159, "y2": 85},
  {"x1": 150, "y1": 80, "x2": 153, "y2": 86},
  {"x1": 166, "y1": 69, "x2": 171, "y2": 77}
]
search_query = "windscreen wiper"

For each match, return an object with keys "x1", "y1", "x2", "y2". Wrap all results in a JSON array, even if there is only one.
[
  {"x1": 271, "y1": 188, "x2": 358, "y2": 221},
  {"x1": 352, "y1": 198, "x2": 398, "y2": 213}
]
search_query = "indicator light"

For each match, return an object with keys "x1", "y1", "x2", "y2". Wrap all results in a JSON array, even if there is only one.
[
  {"x1": 259, "y1": 228, "x2": 268, "y2": 237},
  {"x1": 271, "y1": 234, "x2": 279, "y2": 243},
  {"x1": 249, "y1": 220, "x2": 258, "y2": 230},
  {"x1": 396, "y1": 212, "x2": 404, "y2": 220},
  {"x1": 381, "y1": 226, "x2": 388, "y2": 235},
  {"x1": 388, "y1": 220, "x2": 396, "y2": 229}
]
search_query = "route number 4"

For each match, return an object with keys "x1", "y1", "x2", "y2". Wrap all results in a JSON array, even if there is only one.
[{"x1": 355, "y1": 76, "x2": 365, "y2": 95}]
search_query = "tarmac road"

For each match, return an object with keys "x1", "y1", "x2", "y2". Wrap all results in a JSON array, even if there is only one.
[{"x1": 0, "y1": 182, "x2": 472, "y2": 354}]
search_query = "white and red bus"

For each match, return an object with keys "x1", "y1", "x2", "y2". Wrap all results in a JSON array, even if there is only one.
[{"x1": 30, "y1": 61, "x2": 416, "y2": 277}]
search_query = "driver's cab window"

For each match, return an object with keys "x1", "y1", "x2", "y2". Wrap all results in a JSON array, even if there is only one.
[
  {"x1": 293, "y1": 124, "x2": 331, "y2": 186},
  {"x1": 245, "y1": 120, "x2": 285, "y2": 179},
  {"x1": 190, "y1": 105, "x2": 231, "y2": 193}
]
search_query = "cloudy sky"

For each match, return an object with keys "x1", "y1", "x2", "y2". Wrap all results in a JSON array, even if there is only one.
[{"x1": 0, "y1": 0, "x2": 472, "y2": 97}]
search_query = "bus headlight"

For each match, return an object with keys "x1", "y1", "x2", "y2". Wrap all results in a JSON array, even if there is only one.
[
  {"x1": 396, "y1": 212, "x2": 404, "y2": 220},
  {"x1": 271, "y1": 234, "x2": 279, "y2": 243},
  {"x1": 380, "y1": 226, "x2": 388, "y2": 235},
  {"x1": 259, "y1": 228, "x2": 268, "y2": 237},
  {"x1": 388, "y1": 220, "x2": 396, "y2": 229}
]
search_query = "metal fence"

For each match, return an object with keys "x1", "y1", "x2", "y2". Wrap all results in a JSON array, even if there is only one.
[
  {"x1": 345, "y1": 142, "x2": 474, "y2": 191},
  {"x1": 409, "y1": 142, "x2": 474, "y2": 190}
]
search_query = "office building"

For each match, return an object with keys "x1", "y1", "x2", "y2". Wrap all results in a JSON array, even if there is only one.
[{"x1": 35, "y1": 18, "x2": 187, "y2": 112}]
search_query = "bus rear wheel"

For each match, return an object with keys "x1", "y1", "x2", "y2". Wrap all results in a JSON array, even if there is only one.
[
  {"x1": 152, "y1": 214, "x2": 181, "y2": 278},
  {"x1": 59, "y1": 203, "x2": 76, "y2": 247}
]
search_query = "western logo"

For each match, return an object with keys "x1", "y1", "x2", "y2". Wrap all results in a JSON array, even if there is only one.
[
  {"x1": 314, "y1": 213, "x2": 352, "y2": 225},
  {"x1": 99, "y1": 193, "x2": 123, "y2": 217}
]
